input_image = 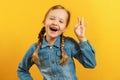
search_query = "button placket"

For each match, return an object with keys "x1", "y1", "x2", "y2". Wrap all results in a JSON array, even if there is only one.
[{"x1": 49, "y1": 46, "x2": 54, "y2": 64}]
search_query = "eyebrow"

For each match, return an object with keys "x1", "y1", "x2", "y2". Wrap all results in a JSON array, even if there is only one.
[
  {"x1": 49, "y1": 15, "x2": 64, "y2": 21},
  {"x1": 49, "y1": 15, "x2": 55, "y2": 18}
]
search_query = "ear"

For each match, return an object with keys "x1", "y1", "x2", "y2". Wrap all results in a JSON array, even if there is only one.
[
  {"x1": 42, "y1": 20, "x2": 45, "y2": 25},
  {"x1": 42, "y1": 17, "x2": 46, "y2": 25}
]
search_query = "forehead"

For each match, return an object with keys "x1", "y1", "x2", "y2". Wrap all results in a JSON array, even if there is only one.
[{"x1": 47, "y1": 9, "x2": 68, "y2": 20}]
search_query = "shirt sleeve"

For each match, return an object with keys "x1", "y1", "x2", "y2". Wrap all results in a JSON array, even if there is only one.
[
  {"x1": 71, "y1": 39, "x2": 96, "y2": 68},
  {"x1": 17, "y1": 43, "x2": 36, "y2": 80}
]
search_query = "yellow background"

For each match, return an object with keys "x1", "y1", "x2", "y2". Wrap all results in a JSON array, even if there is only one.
[{"x1": 0, "y1": 0, "x2": 120, "y2": 80}]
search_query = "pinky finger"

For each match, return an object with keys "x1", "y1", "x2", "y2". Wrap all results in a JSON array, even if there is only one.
[{"x1": 85, "y1": 21, "x2": 88, "y2": 27}]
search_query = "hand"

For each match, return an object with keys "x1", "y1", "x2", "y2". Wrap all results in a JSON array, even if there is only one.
[{"x1": 74, "y1": 16, "x2": 88, "y2": 42}]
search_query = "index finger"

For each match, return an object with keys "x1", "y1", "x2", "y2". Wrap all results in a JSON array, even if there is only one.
[{"x1": 77, "y1": 16, "x2": 81, "y2": 25}]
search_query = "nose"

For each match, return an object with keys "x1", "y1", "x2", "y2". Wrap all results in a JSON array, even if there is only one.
[{"x1": 52, "y1": 20, "x2": 58, "y2": 26}]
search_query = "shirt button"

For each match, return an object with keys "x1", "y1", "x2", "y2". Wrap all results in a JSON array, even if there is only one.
[
  {"x1": 52, "y1": 61, "x2": 55, "y2": 64},
  {"x1": 54, "y1": 74, "x2": 57, "y2": 77},
  {"x1": 50, "y1": 46, "x2": 52, "y2": 49}
]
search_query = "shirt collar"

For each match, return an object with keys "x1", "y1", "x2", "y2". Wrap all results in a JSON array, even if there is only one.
[{"x1": 41, "y1": 36, "x2": 61, "y2": 48}]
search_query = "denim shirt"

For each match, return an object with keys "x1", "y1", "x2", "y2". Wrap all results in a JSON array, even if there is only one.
[{"x1": 17, "y1": 36, "x2": 96, "y2": 80}]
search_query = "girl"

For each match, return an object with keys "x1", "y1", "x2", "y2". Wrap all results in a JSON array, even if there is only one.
[{"x1": 17, "y1": 5, "x2": 96, "y2": 80}]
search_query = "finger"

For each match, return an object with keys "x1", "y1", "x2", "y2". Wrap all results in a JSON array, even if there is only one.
[
  {"x1": 74, "y1": 24, "x2": 78, "y2": 32},
  {"x1": 74, "y1": 24, "x2": 79, "y2": 30},
  {"x1": 77, "y1": 16, "x2": 81, "y2": 25},
  {"x1": 82, "y1": 16, "x2": 84, "y2": 25},
  {"x1": 85, "y1": 21, "x2": 88, "y2": 27}
]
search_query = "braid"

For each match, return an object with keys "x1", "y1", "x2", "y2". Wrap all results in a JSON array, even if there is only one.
[
  {"x1": 31, "y1": 27, "x2": 45, "y2": 64},
  {"x1": 59, "y1": 34, "x2": 68, "y2": 66}
]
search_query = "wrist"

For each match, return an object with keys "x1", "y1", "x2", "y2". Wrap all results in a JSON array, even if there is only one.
[{"x1": 78, "y1": 37, "x2": 87, "y2": 42}]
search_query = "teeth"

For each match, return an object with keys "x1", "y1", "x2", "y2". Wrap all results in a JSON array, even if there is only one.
[{"x1": 50, "y1": 27, "x2": 57, "y2": 31}]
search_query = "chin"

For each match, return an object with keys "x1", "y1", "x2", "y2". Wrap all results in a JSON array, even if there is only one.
[
  {"x1": 48, "y1": 34, "x2": 60, "y2": 39},
  {"x1": 50, "y1": 35, "x2": 58, "y2": 39}
]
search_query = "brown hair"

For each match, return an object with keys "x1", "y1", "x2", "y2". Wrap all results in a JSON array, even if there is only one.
[
  {"x1": 43, "y1": 5, "x2": 70, "y2": 27},
  {"x1": 31, "y1": 5, "x2": 70, "y2": 65}
]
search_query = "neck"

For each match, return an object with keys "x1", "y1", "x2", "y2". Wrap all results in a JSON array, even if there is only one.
[{"x1": 46, "y1": 36, "x2": 57, "y2": 46}]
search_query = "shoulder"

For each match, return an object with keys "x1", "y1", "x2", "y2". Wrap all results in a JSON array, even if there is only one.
[
  {"x1": 29, "y1": 43, "x2": 37, "y2": 50},
  {"x1": 24, "y1": 43, "x2": 37, "y2": 56},
  {"x1": 64, "y1": 36, "x2": 78, "y2": 43},
  {"x1": 64, "y1": 36, "x2": 78, "y2": 46},
  {"x1": 26, "y1": 43, "x2": 37, "y2": 53}
]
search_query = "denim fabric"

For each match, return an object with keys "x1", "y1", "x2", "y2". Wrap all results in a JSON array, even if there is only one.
[{"x1": 17, "y1": 36, "x2": 96, "y2": 80}]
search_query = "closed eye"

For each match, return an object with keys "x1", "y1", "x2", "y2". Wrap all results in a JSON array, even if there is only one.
[
  {"x1": 49, "y1": 17, "x2": 55, "y2": 20},
  {"x1": 59, "y1": 20, "x2": 64, "y2": 23}
]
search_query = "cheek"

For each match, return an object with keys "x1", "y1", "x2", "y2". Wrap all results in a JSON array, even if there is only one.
[
  {"x1": 45, "y1": 25, "x2": 49, "y2": 31},
  {"x1": 44, "y1": 21, "x2": 50, "y2": 29},
  {"x1": 43, "y1": 18, "x2": 49, "y2": 25},
  {"x1": 61, "y1": 25, "x2": 67, "y2": 32}
]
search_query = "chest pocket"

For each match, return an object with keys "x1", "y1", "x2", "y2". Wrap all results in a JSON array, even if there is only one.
[
  {"x1": 39, "y1": 51, "x2": 49, "y2": 67},
  {"x1": 56, "y1": 50, "x2": 62, "y2": 64}
]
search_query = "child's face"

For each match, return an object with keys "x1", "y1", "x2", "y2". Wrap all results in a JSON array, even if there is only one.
[{"x1": 44, "y1": 9, "x2": 68, "y2": 39}]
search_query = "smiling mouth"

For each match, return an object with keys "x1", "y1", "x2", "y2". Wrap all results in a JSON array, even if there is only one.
[{"x1": 49, "y1": 27, "x2": 58, "y2": 32}]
